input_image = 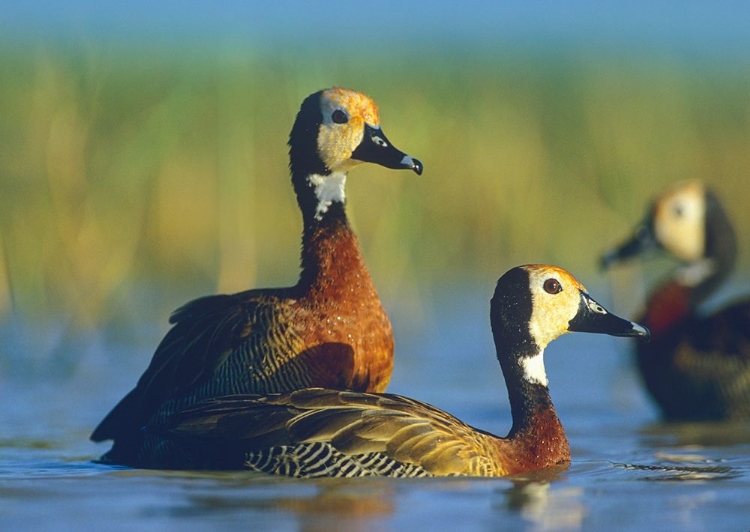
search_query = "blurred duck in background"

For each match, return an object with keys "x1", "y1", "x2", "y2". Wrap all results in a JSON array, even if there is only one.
[{"x1": 602, "y1": 180, "x2": 750, "y2": 421}]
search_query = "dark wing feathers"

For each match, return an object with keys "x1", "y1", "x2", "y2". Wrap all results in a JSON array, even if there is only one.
[
  {"x1": 150, "y1": 389, "x2": 493, "y2": 476},
  {"x1": 142, "y1": 294, "x2": 252, "y2": 393},
  {"x1": 91, "y1": 293, "x2": 261, "y2": 442}
]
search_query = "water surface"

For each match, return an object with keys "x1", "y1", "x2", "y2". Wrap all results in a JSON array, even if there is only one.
[{"x1": 2, "y1": 289, "x2": 749, "y2": 531}]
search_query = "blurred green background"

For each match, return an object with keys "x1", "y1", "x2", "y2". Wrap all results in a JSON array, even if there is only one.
[{"x1": 1, "y1": 3, "x2": 749, "y2": 340}]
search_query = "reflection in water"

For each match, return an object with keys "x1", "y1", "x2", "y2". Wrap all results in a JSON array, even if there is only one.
[
  {"x1": 181, "y1": 477, "x2": 396, "y2": 532},
  {"x1": 499, "y1": 470, "x2": 586, "y2": 531},
  {"x1": 621, "y1": 419, "x2": 750, "y2": 481},
  {"x1": 640, "y1": 420, "x2": 750, "y2": 448},
  {"x1": 253, "y1": 481, "x2": 395, "y2": 532}
]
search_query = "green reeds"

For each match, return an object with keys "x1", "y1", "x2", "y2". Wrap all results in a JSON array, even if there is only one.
[{"x1": 1, "y1": 46, "x2": 749, "y2": 328}]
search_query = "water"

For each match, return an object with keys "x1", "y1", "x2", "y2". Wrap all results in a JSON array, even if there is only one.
[{"x1": 2, "y1": 289, "x2": 749, "y2": 531}]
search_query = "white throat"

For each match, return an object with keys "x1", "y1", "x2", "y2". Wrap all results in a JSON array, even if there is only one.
[
  {"x1": 676, "y1": 258, "x2": 717, "y2": 287},
  {"x1": 520, "y1": 350, "x2": 548, "y2": 386},
  {"x1": 308, "y1": 172, "x2": 347, "y2": 220}
]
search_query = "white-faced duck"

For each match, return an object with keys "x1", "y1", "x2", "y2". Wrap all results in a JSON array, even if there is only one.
[
  {"x1": 91, "y1": 88, "x2": 423, "y2": 467},
  {"x1": 602, "y1": 180, "x2": 750, "y2": 421}
]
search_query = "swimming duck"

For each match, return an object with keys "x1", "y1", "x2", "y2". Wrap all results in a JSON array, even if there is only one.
[
  {"x1": 91, "y1": 87, "x2": 423, "y2": 467},
  {"x1": 149, "y1": 265, "x2": 649, "y2": 476},
  {"x1": 601, "y1": 180, "x2": 750, "y2": 421}
]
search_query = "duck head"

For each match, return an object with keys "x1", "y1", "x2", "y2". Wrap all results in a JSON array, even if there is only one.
[
  {"x1": 491, "y1": 265, "x2": 649, "y2": 386},
  {"x1": 288, "y1": 87, "x2": 422, "y2": 222},
  {"x1": 601, "y1": 180, "x2": 737, "y2": 290}
]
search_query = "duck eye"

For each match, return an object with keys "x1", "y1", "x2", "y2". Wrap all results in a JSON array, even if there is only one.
[
  {"x1": 332, "y1": 109, "x2": 348, "y2": 124},
  {"x1": 543, "y1": 278, "x2": 562, "y2": 294}
]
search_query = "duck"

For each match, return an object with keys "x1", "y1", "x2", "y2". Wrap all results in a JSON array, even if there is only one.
[
  {"x1": 601, "y1": 180, "x2": 750, "y2": 421},
  {"x1": 90, "y1": 87, "x2": 424, "y2": 467},
  {"x1": 146, "y1": 264, "x2": 649, "y2": 477}
]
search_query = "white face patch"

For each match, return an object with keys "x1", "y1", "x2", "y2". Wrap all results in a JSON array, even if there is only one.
[
  {"x1": 525, "y1": 266, "x2": 583, "y2": 349},
  {"x1": 308, "y1": 172, "x2": 347, "y2": 220},
  {"x1": 520, "y1": 350, "x2": 548, "y2": 386},
  {"x1": 655, "y1": 183, "x2": 705, "y2": 262}
]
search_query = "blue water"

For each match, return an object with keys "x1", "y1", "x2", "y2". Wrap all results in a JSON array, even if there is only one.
[{"x1": 2, "y1": 287, "x2": 749, "y2": 531}]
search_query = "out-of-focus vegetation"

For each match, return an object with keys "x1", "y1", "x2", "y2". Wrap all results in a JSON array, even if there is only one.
[{"x1": 1, "y1": 45, "x2": 749, "y2": 329}]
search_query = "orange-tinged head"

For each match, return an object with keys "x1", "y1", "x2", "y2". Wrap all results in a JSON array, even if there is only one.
[
  {"x1": 493, "y1": 264, "x2": 649, "y2": 356},
  {"x1": 289, "y1": 87, "x2": 422, "y2": 221},
  {"x1": 316, "y1": 87, "x2": 381, "y2": 173},
  {"x1": 523, "y1": 264, "x2": 591, "y2": 349},
  {"x1": 311, "y1": 87, "x2": 422, "y2": 175}
]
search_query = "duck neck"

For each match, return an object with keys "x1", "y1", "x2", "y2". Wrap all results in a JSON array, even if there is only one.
[
  {"x1": 642, "y1": 280, "x2": 692, "y2": 337},
  {"x1": 644, "y1": 247, "x2": 732, "y2": 337},
  {"x1": 674, "y1": 191, "x2": 737, "y2": 307},
  {"x1": 498, "y1": 348, "x2": 562, "y2": 436},
  {"x1": 496, "y1": 346, "x2": 570, "y2": 469},
  {"x1": 291, "y1": 169, "x2": 369, "y2": 293},
  {"x1": 489, "y1": 269, "x2": 570, "y2": 470}
]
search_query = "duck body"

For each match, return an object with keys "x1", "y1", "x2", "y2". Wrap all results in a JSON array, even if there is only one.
[
  {"x1": 149, "y1": 265, "x2": 649, "y2": 477},
  {"x1": 634, "y1": 282, "x2": 750, "y2": 420},
  {"x1": 602, "y1": 181, "x2": 750, "y2": 421},
  {"x1": 147, "y1": 388, "x2": 566, "y2": 477},
  {"x1": 91, "y1": 88, "x2": 423, "y2": 467}
]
